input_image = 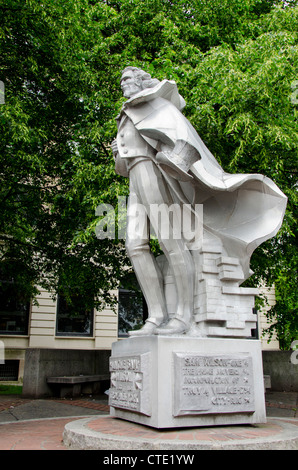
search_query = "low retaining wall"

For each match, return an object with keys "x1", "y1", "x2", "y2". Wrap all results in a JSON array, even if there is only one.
[
  {"x1": 22, "y1": 348, "x2": 110, "y2": 398},
  {"x1": 22, "y1": 348, "x2": 297, "y2": 397},
  {"x1": 262, "y1": 351, "x2": 298, "y2": 392}
]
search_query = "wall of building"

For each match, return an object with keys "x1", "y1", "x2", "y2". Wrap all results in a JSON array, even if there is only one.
[
  {"x1": 0, "y1": 285, "x2": 280, "y2": 389},
  {"x1": 27, "y1": 287, "x2": 119, "y2": 350},
  {"x1": 0, "y1": 286, "x2": 119, "y2": 386}
]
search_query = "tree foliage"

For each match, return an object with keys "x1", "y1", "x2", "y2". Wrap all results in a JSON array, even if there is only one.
[{"x1": 0, "y1": 0, "x2": 297, "y2": 345}]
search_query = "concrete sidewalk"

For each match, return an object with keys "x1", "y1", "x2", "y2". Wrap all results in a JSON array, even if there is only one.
[
  {"x1": 0, "y1": 395, "x2": 110, "y2": 423},
  {"x1": 1, "y1": 391, "x2": 296, "y2": 422},
  {"x1": 265, "y1": 391, "x2": 298, "y2": 418},
  {"x1": 0, "y1": 392, "x2": 297, "y2": 450},
  {"x1": 0, "y1": 394, "x2": 110, "y2": 450}
]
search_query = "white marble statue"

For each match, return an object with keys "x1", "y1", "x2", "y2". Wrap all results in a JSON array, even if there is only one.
[{"x1": 111, "y1": 66, "x2": 287, "y2": 337}]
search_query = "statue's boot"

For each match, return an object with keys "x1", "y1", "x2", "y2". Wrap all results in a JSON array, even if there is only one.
[
  {"x1": 128, "y1": 320, "x2": 159, "y2": 336},
  {"x1": 155, "y1": 317, "x2": 187, "y2": 335}
]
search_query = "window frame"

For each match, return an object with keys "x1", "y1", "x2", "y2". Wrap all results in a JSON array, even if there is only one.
[
  {"x1": 55, "y1": 293, "x2": 94, "y2": 337},
  {"x1": 118, "y1": 286, "x2": 148, "y2": 338},
  {"x1": 0, "y1": 280, "x2": 30, "y2": 336}
]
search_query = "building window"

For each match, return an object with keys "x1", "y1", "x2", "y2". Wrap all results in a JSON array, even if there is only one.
[
  {"x1": 0, "y1": 360, "x2": 19, "y2": 381},
  {"x1": 0, "y1": 282, "x2": 30, "y2": 335},
  {"x1": 56, "y1": 293, "x2": 93, "y2": 337},
  {"x1": 118, "y1": 273, "x2": 148, "y2": 337}
]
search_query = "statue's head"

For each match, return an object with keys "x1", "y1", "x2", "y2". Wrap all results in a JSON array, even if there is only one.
[{"x1": 120, "y1": 67, "x2": 160, "y2": 98}]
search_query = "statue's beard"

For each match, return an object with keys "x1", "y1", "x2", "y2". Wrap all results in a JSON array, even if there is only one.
[{"x1": 122, "y1": 85, "x2": 142, "y2": 99}]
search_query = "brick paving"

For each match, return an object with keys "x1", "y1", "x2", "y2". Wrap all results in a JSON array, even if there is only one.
[
  {"x1": 0, "y1": 418, "x2": 78, "y2": 450},
  {"x1": 0, "y1": 397, "x2": 32, "y2": 412},
  {"x1": 0, "y1": 396, "x2": 110, "y2": 450},
  {"x1": 0, "y1": 393, "x2": 297, "y2": 450},
  {"x1": 64, "y1": 415, "x2": 298, "y2": 450},
  {"x1": 52, "y1": 398, "x2": 110, "y2": 413},
  {"x1": 0, "y1": 393, "x2": 295, "y2": 416},
  {"x1": 87, "y1": 415, "x2": 282, "y2": 442},
  {"x1": 0, "y1": 396, "x2": 109, "y2": 413},
  {"x1": 266, "y1": 401, "x2": 298, "y2": 412}
]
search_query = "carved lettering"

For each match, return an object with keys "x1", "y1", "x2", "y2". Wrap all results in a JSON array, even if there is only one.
[
  {"x1": 110, "y1": 358, "x2": 141, "y2": 371},
  {"x1": 109, "y1": 353, "x2": 151, "y2": 416},
  {"x1": 174, "y1": 353, "x2": 255, "y2": 416}
]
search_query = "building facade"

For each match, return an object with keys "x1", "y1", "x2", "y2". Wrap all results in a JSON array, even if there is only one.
[{"x1": 0, "y1": 283, "x2": 279, "y2": 390}]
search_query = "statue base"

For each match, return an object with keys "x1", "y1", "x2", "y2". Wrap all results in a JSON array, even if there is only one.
[{"x1": 109, "y1": 336, "x2": 266, "y2": 429}]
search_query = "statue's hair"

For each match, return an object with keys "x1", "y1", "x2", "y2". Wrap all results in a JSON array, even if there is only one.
[{"x1": 121, "y1": 66, "x2": 160, "y2": 89}]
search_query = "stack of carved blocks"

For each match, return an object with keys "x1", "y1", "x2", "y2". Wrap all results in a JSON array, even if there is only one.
[{"x1": 193, "y1": 239, "x2": 258, "y2": 338}]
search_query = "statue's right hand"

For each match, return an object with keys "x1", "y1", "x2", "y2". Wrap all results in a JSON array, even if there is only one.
[{"x1": 111, "y1": 139, "x2": 118, "y2": 155}]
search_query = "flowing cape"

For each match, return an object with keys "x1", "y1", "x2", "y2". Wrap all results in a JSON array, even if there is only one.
[{"x1": 118, "y1": 80, "x2": 287, "y2": 280}]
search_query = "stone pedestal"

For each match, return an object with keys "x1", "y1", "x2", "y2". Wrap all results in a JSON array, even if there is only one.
[{"x1": 109, "y1": 336, "x2": 266, "y2": 429}]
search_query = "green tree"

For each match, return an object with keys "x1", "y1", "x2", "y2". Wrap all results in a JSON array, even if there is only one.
[
  {"x1": 181, "y1": 5, "x2": 298, "y2": 348},
  {"x1": 0, "y1": 0, "x2": 128, "y2": 310},
  {"x1": 0, "y1": 0, "x2": 297, "y2": 344}
]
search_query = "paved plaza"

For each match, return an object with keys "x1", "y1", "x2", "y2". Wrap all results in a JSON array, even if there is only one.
[{"x1": 0, "y1": 392, "x2": 297, "y2": 450}]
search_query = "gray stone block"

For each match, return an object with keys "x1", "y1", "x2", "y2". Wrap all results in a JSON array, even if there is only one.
[{"x1": 109, "y1": 336, "x2": 266, "y2": 428}]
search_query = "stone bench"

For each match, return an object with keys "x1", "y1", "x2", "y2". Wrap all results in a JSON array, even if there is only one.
[
  {"x1": 47, "y1": 374, "x2": 110, "y2": 398},
  {"x1": 264, "y1": 375, "x2": 271, "y2": 390}
]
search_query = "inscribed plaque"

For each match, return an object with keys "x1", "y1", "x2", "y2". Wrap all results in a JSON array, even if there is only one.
[
  {"x1": 173, "y1": 352, "x2": 255, "y2": 416},
  {"x1": 109, "y1": 352, "x2": 151, "y2": 416}
]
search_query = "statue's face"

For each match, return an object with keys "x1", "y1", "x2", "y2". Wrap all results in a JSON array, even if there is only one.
[{"x1": 121, "y1": 71, "x2": 142, "y2": 98}]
